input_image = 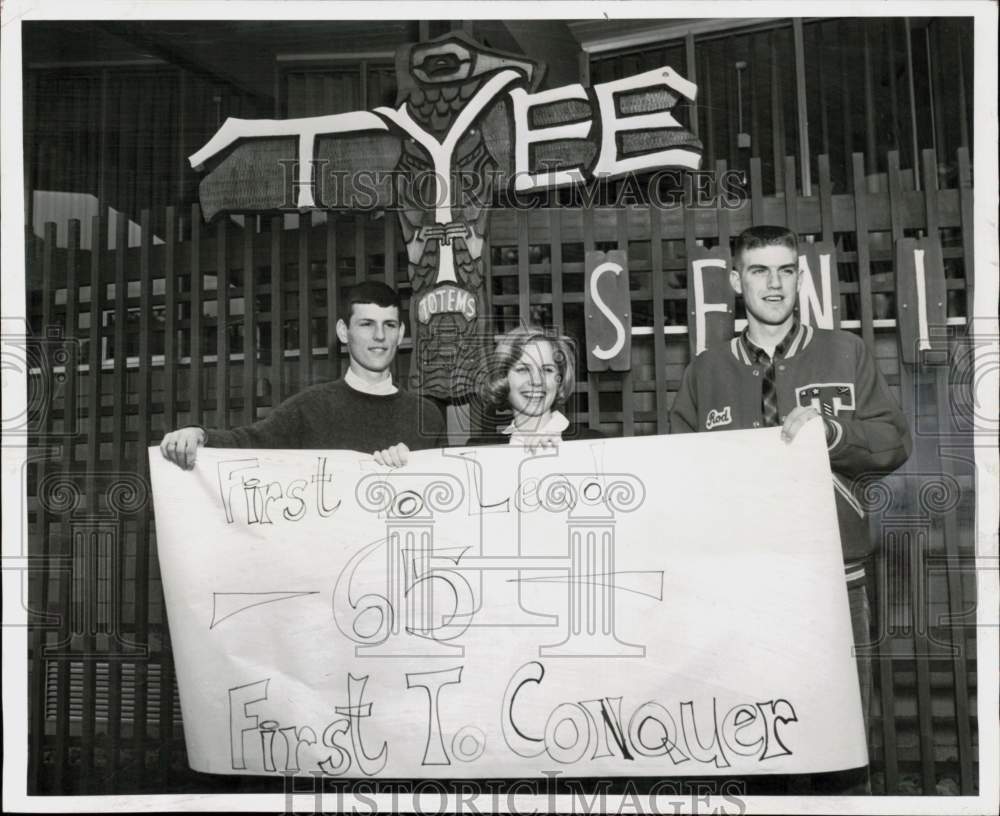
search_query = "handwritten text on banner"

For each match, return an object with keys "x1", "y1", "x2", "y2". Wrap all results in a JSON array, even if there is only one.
[{"x1": 149, "y1": 424, "x2": 865, "y2": 778}]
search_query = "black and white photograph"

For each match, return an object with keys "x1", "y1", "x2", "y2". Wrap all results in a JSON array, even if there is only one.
[{"x1": 2, "y1": 1, "x2": 997, "y2": 813}]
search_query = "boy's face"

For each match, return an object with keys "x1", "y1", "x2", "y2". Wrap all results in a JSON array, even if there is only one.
[
  {"x1": 731, "y1": 244, "x2": 801, "y2": 327},
  {"x1": 336, "y1": 302, "x2": 404, "y2": 375}
]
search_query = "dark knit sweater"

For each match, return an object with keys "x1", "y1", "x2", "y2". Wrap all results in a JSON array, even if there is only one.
[{"x1": 203, "y1": 379, "x2": 445, "y2": 453}]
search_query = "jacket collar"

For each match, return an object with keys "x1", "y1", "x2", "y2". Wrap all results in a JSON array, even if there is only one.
[{"x1": 731, "y1": 317, "x2": 813, "y2": 365}]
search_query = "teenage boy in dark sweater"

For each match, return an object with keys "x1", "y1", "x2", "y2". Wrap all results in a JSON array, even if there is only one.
[{"x1": 160, "y1": 281, "x2": 445, "y2": 469}]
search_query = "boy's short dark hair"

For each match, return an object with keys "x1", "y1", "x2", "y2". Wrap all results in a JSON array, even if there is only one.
[
  {"x1": 340, "y1": 281, "x2": 401, "y2": 323},
  {"x1": 733, "y1": 225, "x2": 798, "y2": 266}
]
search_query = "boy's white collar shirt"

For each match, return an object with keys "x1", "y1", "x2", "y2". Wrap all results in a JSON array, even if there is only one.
[{"x1": 344, "y1": 368, "x2": 398, "y2": 395}]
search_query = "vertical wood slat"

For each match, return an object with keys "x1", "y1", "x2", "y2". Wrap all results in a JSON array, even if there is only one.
[
  {"x1": 956, "y1": 147, "x2": 974, "y2": 313},
  {"x1": 354, "y1": 214, "x2": 366, "y2": 283},
  {"x1": 298, "y1": 218, "x2": 311, "y2": 387},
  {"x1": 818, "y1": 155, "x2": 835, "y2": 245},
  {"x1": 792, "y1": 19, "x2": 812, "y2": 196},
  {"x1": 549, "y1": 210, "x2": 564, "y2": 333},
  {"x1": 769, "y1": 31, "x2": 784, "y2": 193},
  {"x1": 935, "y1": 399, "x2": 975, "y2": 795},
  {"x1": 749, "y1": 157, "x2": 765, "y2": 225},
  {"x1": 682, "y1": 189, "x2": 698, "y2": 361},
  {"x1": 109, "y1": 209, "x2": 129, "y2": 785},
  {"x1": 904, "y1": 19, "x2": 921, "y2": 190},
  {"x1": 924, "y1": 28, "x2": 941, "y2": 163},
  {"x1": 30, "y1": 223, "x2": 58, "y2": 792},
  {"x1": 88, "y1": 77, "x2": 101, "y2": 211},
  {"x1": 887, "y1": 22, "x2": 901, "y2": 165},
  {"x1": 851, "y1": 153, "x2": 876, "y2": 351},
  {"x1": 886, "y1": 151, "x2": 906, "y2": 245},
  {"x1": 326, "y1": 216, "x2": 340, "y2": 380},
  {"x1": 839, "y1": 23, "x2": 853, "y2": 192},
  {"x1": 51, "y1": 78, "x2": 67, "y2": 201},
  {"x1": 933, "y1": 379, "x2": 975, "y2": 793},
  {"x1": 648, "y1": 205, "x2": 668, "y2": 433},
  {"x1": 723, "y1": 35, "x2": 736, "y2": 164},
  {"x1": 163, "y1": 208, "x2": 178, "y2": 432},
  {"x1": 685, "y1": 33, "x2": 698, "y2": 138},
  {"x1": 23, "y1": 71, "x2": 37, "y2": 219},
  {"x1": 384, "y1": 214, "x2": 399, "y2": 381},
  {"x1": 749, "y1": 33, "x2": 761, "y2": 159},
  {"x1": 159, "y1": 207, "x2": 177, "y2": 786},
  {"x1": 700, "y1": 47, "x2": 714, "y2": 162},
  {"x1": 176, "y1": 74, "x2": 187, "y2": 202},
  {"x1": 517, "y1": 210, "x2": 530, "y2": 325},
  {"x1": 955, "y1": 33, "x2": 969, "y2": 151},
  {"x1": 54, "y1": 219, "x2": 81, "y2": 793},
  {"x1": 879, "y1": 148, "x2": 905, "y2": 793},
  {"x1": 817, "y1": 24, "x2": 830, "y2": 158},
  {"x1": 114, "y1": 77, "x2": 130, "y2": 221},
  {"x1": 547, "y1": 209, "x2": 572, "y2": 424},
  {"x1": 270, "y1": 216, "x2": 285, "y2": 405},
  {"x1": 909, "y1": 523, "x2": 937, "y2": 793},
  {"x1": 888, "y1": 149, "x2": 936, "y2": 794},
  {"x1": 884, "y1": 154, "x2": 923, "y2": 793},
  {"x1": 921, "y1": 148, "x2": 941, "y2": 237},
  {"x1": 243, "y1": 220, "x2": 257, "y2": 423},
  {"x1": 874, "y1": 551, "x2": 900, "y2": 791},
  {"x1": 190, "y1": 205, "x2": 203, "y2": 424},
  {"x1": 149, "y1": 70, "x2": 167, "y2": 221},
  {"x1": 384, "y1": 212, "x2": 397, "y2": 291},
  {"x1": 920, "y1": 145, "x2": 974, "y2": 791},
  {"x1": 98, "y1": 70, "x2": 110, "y2": 205},
  {"x1": 783, "y1": 155, "x2": 799, "y2": 235},
  {"x1": 216, "y1": 220, "x2": 230, "y2": 424},
  {"x1": 81, "y1": 212, "x2": 104, "y2": 794},
  {"x1": 715, "y1": 160, "x2": 732, "y2": 251},
  {"x1": 616, "y1": 209, "x2": 634, "y2": 438},
  {"x1": 862, "y1": 26, "x2": 877, "y2": 174},
  {"x1": 134, "y1": 79, "x2": 151, "y2": 226},
  {"x1": 582, "y1": 206, "x2": 599, "y2": 431},
  {"x1": 134, "y1": 210, "x2": 154, "y2": 774}
]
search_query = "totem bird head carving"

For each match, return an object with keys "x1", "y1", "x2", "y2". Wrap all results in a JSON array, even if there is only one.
[{"x1": 395, "y1": 32, "x2": 544, "y2": 135}]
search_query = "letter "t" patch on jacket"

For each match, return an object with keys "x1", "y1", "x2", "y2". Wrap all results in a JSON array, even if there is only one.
[{"x1": 796, "y1": 383, "x2": 856, "y2": 417}]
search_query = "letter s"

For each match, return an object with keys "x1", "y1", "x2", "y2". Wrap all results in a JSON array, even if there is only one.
[
  {"x1": 318, "y1": 716, "x2": 352, "y2": 776},
  {"x1": 282, "y1": 479, "x2": 308, "y2": 521},
  {"x1": 589, "y1": 261, "x2": 626, "y2": 361}
]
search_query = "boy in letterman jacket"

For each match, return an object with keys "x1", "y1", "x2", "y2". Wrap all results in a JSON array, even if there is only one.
[{"x1": 670, "y1": 225, "x2": 911, "y2": 787}]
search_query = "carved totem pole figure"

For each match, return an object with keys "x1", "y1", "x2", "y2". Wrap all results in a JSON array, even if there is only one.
[{"x1": 386, "y1": 35, "x2": 543, "y2": 400}]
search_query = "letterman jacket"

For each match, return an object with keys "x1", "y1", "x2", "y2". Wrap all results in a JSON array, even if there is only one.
[{"x1": 669, "y1": 323, "x2": 911, "y2": 567}]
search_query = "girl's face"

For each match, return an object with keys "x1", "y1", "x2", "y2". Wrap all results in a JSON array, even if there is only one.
[{"x1": 506, "y1": 340, "x2": 561, "y2": 421}]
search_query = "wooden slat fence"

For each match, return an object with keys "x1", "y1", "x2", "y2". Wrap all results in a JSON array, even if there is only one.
[{"x1": 24, "y1": 148, "x2": 978, "y2": 794}]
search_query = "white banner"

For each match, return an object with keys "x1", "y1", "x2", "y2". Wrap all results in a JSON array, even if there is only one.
[{"x1": 149, "y1": 422, "x2": 866, "y2": 779}]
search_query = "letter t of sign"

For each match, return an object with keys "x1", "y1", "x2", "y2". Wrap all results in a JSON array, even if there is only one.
[
  {"x1": 334, "y1": 673, "x2": 388, "y2": 775},
  {"x1": 374, "y1": 70, "x2": 522, "y2": 285}
]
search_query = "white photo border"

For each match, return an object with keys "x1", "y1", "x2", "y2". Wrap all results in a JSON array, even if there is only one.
[{"x1": 2, "y1": 2, "x2": 997, "y2": 814}]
